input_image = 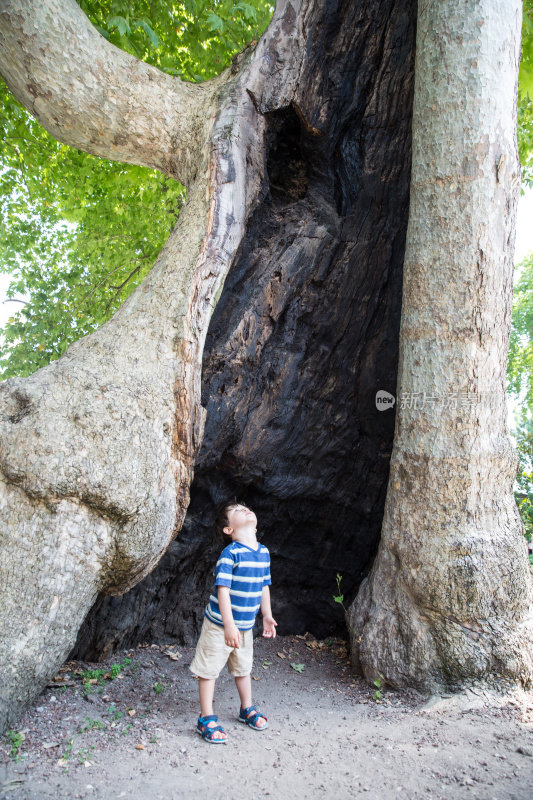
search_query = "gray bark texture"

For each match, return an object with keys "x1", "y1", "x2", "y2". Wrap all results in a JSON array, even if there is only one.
[
  {"x1": 0, "y1": 0, "x2": 306, "y2": 731},
  {"x1": 346, "y1": 0, "x2": 533, "y2": 693},
  {"x1": 69, "y1": 0, "x2": 416, "y2": 656}
]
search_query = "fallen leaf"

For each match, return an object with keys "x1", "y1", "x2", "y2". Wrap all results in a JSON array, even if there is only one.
[
  {"x1": 136, "y1": 743, "x2": 145, "y2": 750},
  {"x1": 252, "y1": 676, "x2": 261, "y2": 681},
  {"x1": 56, "y1": 758, "x2": 68, "y2": 767},
  {"x1": 166, "y1": 653, "x2": 181, "y2": 661},
  {"x1": 277, "y1": 652, "x2": 286, "y2": 659},
  {"x1": 128, "y1": 709, "x2": 136, "y2": 717}
]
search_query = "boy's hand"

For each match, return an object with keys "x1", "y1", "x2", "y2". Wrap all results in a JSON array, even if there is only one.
[
  {"x1": 262, "y1": 615, "x2": 278, "y2": 638},
  {"x1": 224, "y1": 623, "x2": 241, "y2": 648}
]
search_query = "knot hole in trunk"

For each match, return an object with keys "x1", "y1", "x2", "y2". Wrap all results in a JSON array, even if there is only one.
[{"x1": 266, "y1": 105, "x2": 309, "y2": 203}]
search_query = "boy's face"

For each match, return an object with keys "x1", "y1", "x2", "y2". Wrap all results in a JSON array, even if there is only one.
[{"x1": 224, "y1": 503, "x2": 257, "y2": 537}]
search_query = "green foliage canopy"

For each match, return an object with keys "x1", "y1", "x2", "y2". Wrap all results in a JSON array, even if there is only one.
[
  {"x1": 0, "y1": 0, "x2": 273, "y2": 379},
  {"x1": 519, "y1": 0, "x2": 533, "y2": 185}
]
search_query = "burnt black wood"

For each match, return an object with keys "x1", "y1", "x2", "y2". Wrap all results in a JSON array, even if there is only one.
[{"x1": 70, "y1": 0, "x2": 416, "y2": 661}]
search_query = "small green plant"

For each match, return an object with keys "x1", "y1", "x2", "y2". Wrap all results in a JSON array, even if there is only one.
[
  {"x1": 111, "y1": 657, "x2": 132, "y2": 678},
  {"x1": 153, "y1": 682, "x2": 164, "y2": 694},
  {"x1": 81, "y1": 668, "x2": 107, "y2": 688},
  {"x1": 6, "y1": 730, "x2": 24, "y2": 762},
  {"x1": 372, "y1": 676, "x2": 384, "y2": 701},
  {"x1": 77, "y1": 744, "x2": 95, "y2": 764},
  {"x1": 61, "y1": 737, "x2": 74, "y2": 762},
  {"x1": 81, "y1": 657, "x2": 133, "y2": 691},
  {"x1": 333, "y1": 573, "x2": 357, "y2": 640},
  {"x1": 333, "y1": 573, "x2": 347, "y2": 612},
  {"x1": 290, "y1": 662, "x2": 305, "y2": 673},
  {"x1": 80, "y1": 716, "x2": 105, "y2": 733},
  {"x1": 149, "y1": 734, "x2": 159, "y2": 743},
  {"x1": 107, "y1": 703, "x2": 123, "y2": 721},
  {"x1": 121, "y1": 723, "x2": 134, "y2": 736}
]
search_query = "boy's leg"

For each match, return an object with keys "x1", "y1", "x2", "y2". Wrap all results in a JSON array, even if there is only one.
[
  {"x1": 228, "y1": 628, "x2": 267, "y2": 728},
  {"x1": 234, "y1": 674, "x2": 267, "y2": 728},
  {"x1": 198, "y1": 677, "x2": 226, "y2": 740}
]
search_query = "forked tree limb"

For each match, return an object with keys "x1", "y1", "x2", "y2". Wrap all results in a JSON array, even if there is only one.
[
  {"x1": 0, "y1": 0, "x2": 218, "y2": 183},
  {"x1": 0, "y1": 0, "x2": 310, "y2": 733}
]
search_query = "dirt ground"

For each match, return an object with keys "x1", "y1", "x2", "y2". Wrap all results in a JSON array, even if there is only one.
[{"x1": 1, "y1": 632, "x2": 533, "y2": 800}]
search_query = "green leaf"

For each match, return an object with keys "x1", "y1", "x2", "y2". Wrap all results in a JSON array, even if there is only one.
[
  {"x1": 135, "y1": 19, "x2": 160, "y2": 49},
  {"x1": 290, "y1": 663, "x2": 305, "y2": 673},
  {"x1": 108, "y1": 15, "x2": 131, "y2": 38},
  {"x1": 206, "y1": 12, "x2": 224, "y2": 32},
  {"x1": 234, "y1": 4, "x2": 258, "y2": 23},
  {"x1": 0, "y1": 1, "x2": 276, "y2": 379}
]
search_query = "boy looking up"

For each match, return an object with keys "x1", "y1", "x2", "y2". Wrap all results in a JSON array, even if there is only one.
[{"x1": 189, "y1": 499, "x2": 277, "y2": 743}]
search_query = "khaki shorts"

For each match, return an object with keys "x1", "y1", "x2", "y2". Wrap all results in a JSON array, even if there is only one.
[{"x1": 189, "y1": 616, "x2": 254, "y2": 679}]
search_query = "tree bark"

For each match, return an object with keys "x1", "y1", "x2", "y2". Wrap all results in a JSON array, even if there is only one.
[
  {"x1": 0, "y1": 0, "x2": 310, "y2": 731},
  {"x1": 1, "y1": 0, "x2": 531, "y2": 735},
  {"x1": 0, "y1": 0, "x2": 213, "y2": 184},
  {"x1": 70, "y1": 0, "x2": 417, "y2": 657},
  {"x1": 347, "y1": 0, "x2": 533, "y2": 694}
]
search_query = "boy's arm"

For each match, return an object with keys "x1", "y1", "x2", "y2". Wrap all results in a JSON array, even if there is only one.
[
  {"x1": 217, "y1": 585, "x2": 241, "y2": 648},
  {"x1": 260, "y1": 585, "x2": 278, "y2": 638}
]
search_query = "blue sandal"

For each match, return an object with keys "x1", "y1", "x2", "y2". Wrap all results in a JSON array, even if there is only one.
[
  {"x1": 238, "y1": 704, "x2": 268, "y2": 730},
  {"x1": 196, "y1": 714, "x2": 227, "y2": 743}
]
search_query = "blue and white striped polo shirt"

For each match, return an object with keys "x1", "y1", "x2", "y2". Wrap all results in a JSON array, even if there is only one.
[{"x1": 205, "y1": 541, "x2": 271, "y2": 631}]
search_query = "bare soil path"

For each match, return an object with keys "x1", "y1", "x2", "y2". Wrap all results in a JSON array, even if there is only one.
[{"x1": 1, "y1": 633, "x2": 533, "y2": 799}]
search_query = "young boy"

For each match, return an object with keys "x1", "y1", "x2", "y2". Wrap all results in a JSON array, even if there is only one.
[{"x1": 189, "y1": 499, "x2": 277, "y2": 743}]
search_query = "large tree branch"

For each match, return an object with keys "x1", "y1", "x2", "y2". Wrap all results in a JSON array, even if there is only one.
[
  {"x1": 0, "y1": 0, "x2": 314, "y2": 733},
  {"x1": 0, "y1": 0, "x2": 221, "y2": 184}
]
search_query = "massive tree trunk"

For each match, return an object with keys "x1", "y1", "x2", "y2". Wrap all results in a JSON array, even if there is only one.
[
  {"x1": 0, "y1": 0, "x2": 300, "y2": 731},
  {"x1": 347, "y1": 0, "x2": 533, "y2": 694},
  {"x1": 0, "y1": 0, "x2": 531, "y2": 733},
  {"x1": 70, "y1": 0, "x2": 416, "y2": 657}
]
